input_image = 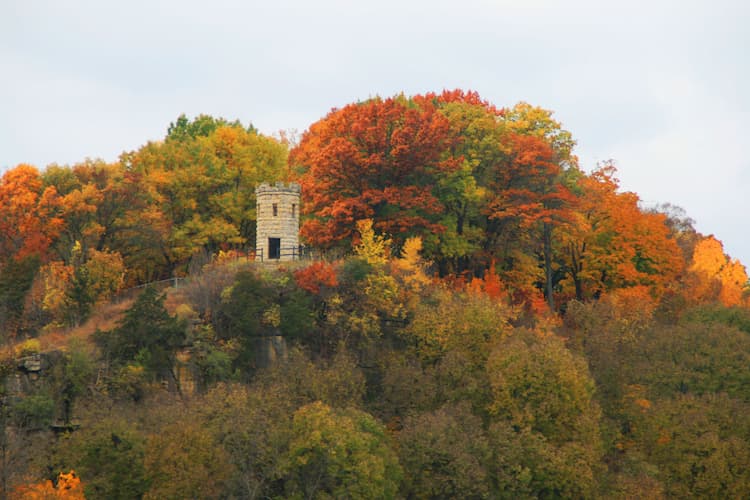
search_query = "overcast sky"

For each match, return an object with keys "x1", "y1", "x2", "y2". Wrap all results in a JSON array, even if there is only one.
[{"x1": 2, "y1": 0, "x2": 748, "y2": 266}]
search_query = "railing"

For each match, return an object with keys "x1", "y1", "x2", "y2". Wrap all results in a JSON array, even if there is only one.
[
  {"x1": 115, "y1": 277, "x2": 187, "y2": 302},
  {"x1": 255, "y1": 246, "x2": 313, "y2": 262},
  {"x1": 115, "y1": 246, "x2": 329, "y2": 300}
]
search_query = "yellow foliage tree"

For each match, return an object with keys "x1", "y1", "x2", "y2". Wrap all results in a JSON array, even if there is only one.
[
  {"x1": 689, "y1": 236, "x2": 749, "y2": 306},
  {"x1": 392, "y1": 236, "x2": 432, "y2": 294},
  {"x1": 354, "y1": 219, "x2": 391, "y2": 267},
  {"x1": 84, "y1": 248, "x2": 126, "y2": 302}
]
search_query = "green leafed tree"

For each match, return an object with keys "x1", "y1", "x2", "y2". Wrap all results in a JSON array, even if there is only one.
[
  {"x1": 485, "y1": 329, "x2": 603, "y2": 497},
  {"x1": 398, "y1": 403, "x2": 491, "y2": 499},
  {"x1": 281, "y1": 401, "x2": 402, "y2": 499},
  {"x1": 95, "y1": 286, "x2": 185, "y2": 389},
  {"x1": 55, "y1": 417, "x2": 149, "y2": 500}
]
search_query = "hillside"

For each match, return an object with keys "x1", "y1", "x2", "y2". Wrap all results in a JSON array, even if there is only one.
[{"x1": 1, "y1": 91, "x2": 749, "y2": 498}]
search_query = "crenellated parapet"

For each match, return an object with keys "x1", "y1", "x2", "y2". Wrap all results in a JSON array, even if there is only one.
[{"x1": 255, "y1": 182, "x2": 301, "y2": 195}]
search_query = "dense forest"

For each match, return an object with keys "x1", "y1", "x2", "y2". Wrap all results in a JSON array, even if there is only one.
[{"x1": 1, "y1": 90, "x2": 749, "y2": 498}]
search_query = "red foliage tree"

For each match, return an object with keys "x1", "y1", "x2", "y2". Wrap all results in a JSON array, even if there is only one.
[
  {"x1": 294, "y1": 261, "x2": 339, "y2": 295},
  {"x1": 485, "y1": 134, "x2": 577, "y2": 309},
  {"x1": 291, "y1": 95, "x2": 459, "y2": 248}
]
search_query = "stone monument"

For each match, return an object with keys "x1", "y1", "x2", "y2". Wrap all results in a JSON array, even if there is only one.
[{"x1": 255, "y1": 182, "x2": 301, "y2": 261}]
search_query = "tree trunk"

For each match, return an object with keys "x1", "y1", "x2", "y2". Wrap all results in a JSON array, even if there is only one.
[{"x1": 543, "y1": 222, "x2": 555, "y2": 310}]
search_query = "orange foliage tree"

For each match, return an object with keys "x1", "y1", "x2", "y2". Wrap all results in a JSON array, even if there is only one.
[
  {"x1": 466, "y1": 260, "x2": 506, "y2": 301},
  {"x1": 12, "y1": 471, "x2": 85, "y2": 499},
  {"x1": 688, "y1": 235, "x2": 748, "y2": 306},
  {"x1": 561, "y1": 164, "x2": 683, "y2": 301},
  {"x1": 291, "y1": 95, "x2": 458, "y2": 248},
  {"x1": 0, "y1": 164, "x2": 63, "y2": 263}
]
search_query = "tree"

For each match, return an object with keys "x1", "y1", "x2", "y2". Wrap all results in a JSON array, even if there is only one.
[
  {"x1": 632, "y1": 320, "x2": 750, "y2": 402},
  {"x1": 293, "y1": 261, "x2": 339, "y2": 295},
  {"x1": 502, "y1": 102, "x2": 577, "y2": 168},
  {"x1": 119, "y1": 117, "x2": 287, "y2": 279},
  {"x1": 291, "y1": 95, "x2": 457, "y2": 249},
  {"x1": 215, "y1": 270, "x2": 315, "y2": 373},
  {"x1": 485, "y1": 329, "x2": 603, "y2": 497},
  {"x1": 398, "y1": 403, "x2": 491, "y2": 498},
  {"x1": 166, "y1": 113, "x2": 250, "y2": 142},
  {"x1": 281, "y1": 401, "x2": 402, "y2": 499},
  {"x1": 404, "y1": 286, "x2": 513, "y2": 365},
  {"x1": 687, "y1": 235, "x2": 748, "y2": 306},
  {"x1": 391, "y1": 236, "x2": 432, "y2": 296},
  {"x1": 486, "y1": 330, "x2": 601, "y2": 446},
  {"x1": 11, "y1": 470, "x2": 85, "y2": 499},
  {"x1": 193, "y1": 383, "x2": 291, "y2": 499},
  {"x1": 485, "y1": 133, "x2": 576, "y2": 309},
  {"x1": 49, "y1": 342, "x2": 94, "y2": 425},
  {"x1": 0, "y1": 164, "x2": 63, "y2": 263},
  {"x1": 144, "y1": 419, "x2": 233, "y2": 499},
  {"x1": 636, "y1": 394, "x2": 750, "y2": 499},
  {"x1": 561, "y1": 164, "x2": 683, "y2": 301},
  {"x1": 0, "y1": 254, "x2": 40, "y2": 339},
  {"x1": 54, "y1": 417, "x2": 148, "y2": 499},
  {"x1": 489, "y1": 421, "x2": 600, "y2": 499},
  {"x1": 95, "y1": 286, "x2": 185, "y2": 389},
  {"x1": 354, "y1": 219, "x2": 391, "y2": 267},
  {"x1": 425, "y1": 91, "x2": 506, "y2": 273}
]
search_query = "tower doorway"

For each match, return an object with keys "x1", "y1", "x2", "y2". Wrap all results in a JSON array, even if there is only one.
[{"x1": 268, "y1": 237, "x2": 281, "y2": 259}]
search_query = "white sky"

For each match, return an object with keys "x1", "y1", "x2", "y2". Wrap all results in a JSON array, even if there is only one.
[{"x1": 2, "y1": 0, "x2": 749, "y2": 266}]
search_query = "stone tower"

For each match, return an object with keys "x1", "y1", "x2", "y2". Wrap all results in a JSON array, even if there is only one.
[{"x1": 255, "y1": 182, "x2": 301, "y2": 261}]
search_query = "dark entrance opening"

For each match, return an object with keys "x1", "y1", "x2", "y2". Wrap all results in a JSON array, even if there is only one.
[{"x1": 268, "y1": 238, "x2": 281, "y2": 259}]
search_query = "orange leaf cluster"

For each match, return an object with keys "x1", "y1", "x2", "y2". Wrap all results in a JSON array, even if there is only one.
[
  {"x1": 0, "y1": 164, "x2": 63, "y2": 262},
  {"x1": 688, "y1": 236, "x2": 749, "y2": 306},
  {"x1": 294, "y1": 261, "x2": 339, "y2": 294},
  {"x1": 466, "y1": 261, "x2": 506, "y2": 300},
  {"x1": 12, "y1": 471, "x2": 85, "y2": 499}
]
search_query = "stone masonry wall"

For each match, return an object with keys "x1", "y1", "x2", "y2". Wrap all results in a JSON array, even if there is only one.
[{"x1": 255, "y1": 182, "x2": 300, "y2": 261}]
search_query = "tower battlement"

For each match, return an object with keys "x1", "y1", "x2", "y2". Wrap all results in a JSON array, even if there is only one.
[{"x1": 256, "y1": 182, "x2": 301, "y2": 195}]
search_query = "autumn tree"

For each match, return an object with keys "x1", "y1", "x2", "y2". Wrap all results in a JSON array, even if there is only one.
[
  {"x1": 485, "y1": 330, "x2": 603, "y2": 496},
  {"x1": 0, "y1": 164, "x2": 63, "y2": 263},
  {"x1": 144, "y1": 419, "x2": 233, "y2": 499},
  {"x1": 293, "y1": 261, "x2": 338, "y2": 295},
  {"x1": 120, "y1": 116, "x2": 287, "y2": 279},
  {"x1": 11, "y1": 470, "x2": 85, "y2": 499},
  {"x1": 634, "y1": 394, "x2": 750, "y2": 498},
  {"x1": 398, "y1": 403, "x2": 491, "y2": 498},
  {"x1": 422, "y1": 90, "x2": 506, "y2": 272},
  {"x1": 0, "y1": 165, "x2": 62, "y2": 334},
  {"x1": 485, "y1": 133, "x2": 576, "y2": 309},
  {"x1": 281, "y1": 401, "x2": 402, "y2": 499},
  {"x1": 561, "y1": 164, "x2": 684, "y2": 301},
  {"x1": 291, "y1": 95, "x2": 457, "y2": 249},
  {"x1": 404, "y1": 286, "x2": 513, "y2": 365},
  {"x1": 686, "y1": 235, "x2": 748, "y2": 306},
  {"x1": 44, "y1": 160, "x2": 122, "y2": 261}
]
